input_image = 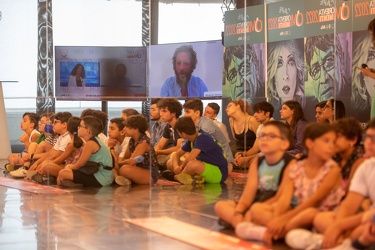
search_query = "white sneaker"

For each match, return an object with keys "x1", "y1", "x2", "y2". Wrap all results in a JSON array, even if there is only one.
[
  {"x1": 329, "y1": 239, "x2": 355, "y2": 250},
  {"x1": 285, "y1": 229, "x2": 323, "y2": 250},
  {"x1": 9, "y1": 167, "x2": 28, "y2": 178},
  {"x1": 115, "y1": 176, "x2": 132, "y2": 186},
  {"x1": 235, "y1": 222, "x2": 267, "y2": 241}
]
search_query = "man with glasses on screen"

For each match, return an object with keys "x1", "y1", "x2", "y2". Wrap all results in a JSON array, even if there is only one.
[
  {"x1": 223, "y1": 44, "x2": 263, "y2": 105},
  {"x1": 305, "y1": 34, "x2": 350, "y2": 103},
  {"x1": 160, "y1": 45, "x2": 208, "y2": 97}
]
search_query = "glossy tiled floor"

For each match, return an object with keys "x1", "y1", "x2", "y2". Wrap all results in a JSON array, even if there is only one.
[{"x1": 0, "y1": 161, "x2": 289, "y2": 250}]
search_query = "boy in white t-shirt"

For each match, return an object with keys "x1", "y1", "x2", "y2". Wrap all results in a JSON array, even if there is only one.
[{"x1": 107, "y1": 118, "x2": 130, "y2": 179}]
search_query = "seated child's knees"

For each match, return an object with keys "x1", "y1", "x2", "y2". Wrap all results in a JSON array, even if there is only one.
[{"x1": 119, "y1": 165, "x2": 131, "y2": 176}]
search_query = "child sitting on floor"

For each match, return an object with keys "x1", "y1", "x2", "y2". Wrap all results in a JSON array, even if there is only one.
[
  {"x1": 30, "y1": 117, "x2": 84, "y2": 185},
  {"x1": 164, "y1": 116, "x2": 228, "y2": 184},
  {"x1": 107, "y1": 118, "x2": 130, "y2": 180},
  {"x1": 235, "y1": 122, "x2": 344, "y2": 246},
  {"x1": 57, "y1": 115, "x2": 114, "y2": 187},
  {"x1": 214, "y1": 121, "x2": 295, "y2": 229},
  {"x1": 116, "y1": 115, "x2": 158, "y2": 186},
  {"x1": 286, "y1": 118, "x2": 375, "y2": 249},
  {"x1": 7, "y1": 112, "x2": 40, "y2": 166}
]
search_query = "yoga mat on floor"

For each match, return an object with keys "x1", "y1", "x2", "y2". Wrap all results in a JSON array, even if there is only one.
[
  {"x1": 124, "y1": 216, "x2": 270, "y2": 250},
  {"x1": 0, "y1": 177, "x2": 70, "y2": 194}
]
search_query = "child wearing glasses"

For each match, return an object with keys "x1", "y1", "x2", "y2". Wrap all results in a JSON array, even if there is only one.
[
  {"x1": 286, "y1": 118, "x2": 375, "y2": 249},
  {"x1": 235, "y1": 122, "x2": 344, "y2": 246},
  {"x1": 214, "y1": 121, "x2": 295, "y2": 229},
  {"x1": 57, "y1": 115, "x2": 114, "y2": 187},
  {"x1": 29, "y1": 117, "x2": 84, "y2": 185}
]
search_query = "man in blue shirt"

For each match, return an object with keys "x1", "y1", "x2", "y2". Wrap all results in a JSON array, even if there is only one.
[{"x1": 160, "y1": 45, "x2": 208, "y2": 97}]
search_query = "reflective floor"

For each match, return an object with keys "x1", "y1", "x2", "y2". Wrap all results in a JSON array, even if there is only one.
[{"x1": 0, "y1": 161, "x2": 289, "y2": 250}]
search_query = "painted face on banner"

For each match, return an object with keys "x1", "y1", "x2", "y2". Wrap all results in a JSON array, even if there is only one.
[
  {"x1": 309, "y1": 47, "x2": 339, "y2": 102},
  {"x1": 365, "y1": 46, "x2": 375, "y2": 98},
  {"x1": 275, "y1": 45, "x2": 297, "y2": 102},
  {"x1": 226, "y1": 54, "x2": 256, "y2": 103}
]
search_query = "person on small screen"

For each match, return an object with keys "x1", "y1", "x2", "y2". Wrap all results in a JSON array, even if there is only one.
[
  {"x1": 160, "y1": 45, "x2": 208, "y2": 97},
  {"x1": 68, "y1": 63, "x2": 86, "y2": 87},
  {"x1": 113, "y1": 63, "x2": 132, "y2": 86}
]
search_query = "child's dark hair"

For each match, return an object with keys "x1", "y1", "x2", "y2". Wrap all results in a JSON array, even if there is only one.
[
  {"x1": 80, "y1": 108, "x2": 94, "y2": 118},
  {"x1": 110, "y1": 118, "x2": 125, "y2": 131},
  {"x1": 174, "y1": 116, "x2": 197, "y2": 136},
  {"x1": 253, "y1": 101, "x2": 274, "y2": 117},
  {"x1": 157, "y1": 98, "x2": 182, "y2": 118},
  {"x1": 92, "y1": 110, "x2": 108, "y2": 132},
  {"x1": 207, "y1": 102, "x2": 220, "y2": 115},
  {"x1": 183, "y1": 98, "x2": 203, "y2": 117},
  {"x1": 263, "y1": 120, "x2": 292, "y2": 146},
  {"x1": 302, "y1": 122, "x2": 335, "y2": 150},
  {"x1": 54, "y1": 112, "x2": 73, "y2": 123},
  {"x1": 332, "y1": 118, "x2": 362, "y2": 146},
  {"x1": 122, "y1": 108, "x2": 139, "y2": 118},
  {"x1": 82, "y1": 115, "x2": 103, "y2": 136},
  {"x1": 124, "y1": 114, "x2": 148, "y2": 134},
  {"x1": 23, "y1": 112, "x2": 40, "y2": 129},
  {"x1": 67, "y1": 116, "x2": 84, "y2": 148},
  {"x1": 151, "y1": 98, "x2": 162, "y2": 106}
]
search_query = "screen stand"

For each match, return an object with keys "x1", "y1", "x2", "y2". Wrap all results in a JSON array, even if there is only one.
[{"x1": 0, "y1": 82, "x2": 11, "y2": 160}]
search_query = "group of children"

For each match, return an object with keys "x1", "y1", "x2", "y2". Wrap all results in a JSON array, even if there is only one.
[
  {"x1": 215, "y1": 117, "x2": 375, "y2": 249},
  {"x1": 4, "y1": 97, "x2": 375, "y2": 248}
]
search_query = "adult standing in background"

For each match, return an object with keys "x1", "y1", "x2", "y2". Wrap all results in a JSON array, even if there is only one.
[
  {"x1": 356, "y1": 18, "x2": 375, "y2": 120},
  {"x1": 68, "y1": 64, "x2": 85, "y2": 87},
  {"x1": 160, "y1": 45, "x2": 208, "y2": 97}
]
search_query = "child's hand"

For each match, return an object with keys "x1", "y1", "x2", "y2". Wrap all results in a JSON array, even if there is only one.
[
  {"x1": 107, "y1": 139, "x2": 117, "y2": 148},
  {"x1": 266, "y1": 217, "x2": 286, "y2": 240},
  {"x1": 362, "y1": 209, "x2": 375, "y2": 223},
  {"x1": 20, "y1": 133, "x2": 28, "y2": 143},
  {"x1": 174, "y1": 166, "x2": 183, "y2": 174},
  {"x1": 234, "y1": 157, "x2": 247, "y2": 167},
  {"x1": 322, "y1": 224, "x2": 343, "y2": 249},
  {"x1": 65, "y1": 164, "x2": 74, "y2": 170}
]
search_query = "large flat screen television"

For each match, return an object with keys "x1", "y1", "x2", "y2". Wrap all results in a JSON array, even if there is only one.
[
  {"x1": 55, "y1": 46, "x2": 147, "y2": 100},
  {"x1": 148, "y1": 40, "x2": 224, "y2": 98}
]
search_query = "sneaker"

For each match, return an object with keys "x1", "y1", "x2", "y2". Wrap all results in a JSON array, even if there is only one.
[
  {"x1": 31, "y1": 173, "x2": 57, "y2": 185},
  {"x1": 31, "y1": 173, "x2": 45, "y2": 184},
  {"x1": 175, "y1": 172, "x2": 205, "y2": 185},
  {"x1": 235, "y1": 222, "x2": 267, "y2": 241},
  {"x1": 115, "y1": 176, "x2": 132, "y2": 186},
  {"x1": 161, "y1": 170, "x2": 175, "y2": 181},
  {"x1": 4, "y1": 163, "x2": 23, "y2": 172},
  {"x1": 61, "y1": 180, "x2": 84, "y2": 188},
  {"x1": 9, "y1": 167, "x2": 28, "y2": 178},
  {"x1": 218, "y1": 218, "x2": 233, "y2": 229},
  {"x1": 285, "y1": 229, "x2": 323, "y2": 250}
]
